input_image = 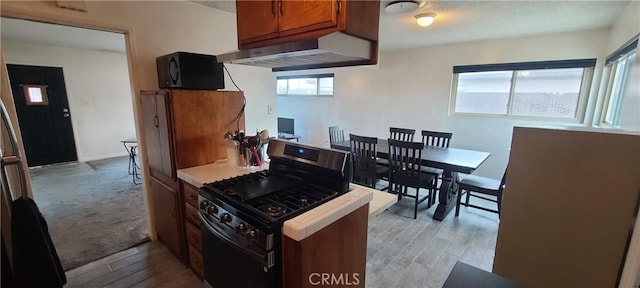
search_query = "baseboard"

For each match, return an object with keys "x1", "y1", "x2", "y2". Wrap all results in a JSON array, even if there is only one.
[{"x1": 79, "y1": 152, "x2": 130, "y2": 162}]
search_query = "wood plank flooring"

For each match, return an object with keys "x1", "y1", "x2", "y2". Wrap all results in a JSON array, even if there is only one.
[
  {"x1": 64, "y1": 193, "x2": 498, "y2": 288},
  {"x1": 365, "y1": 194, "x2": 499, "y2": 288},
  {"x1": 64, "y1": 241, "x2": 203, "y2": 288}
]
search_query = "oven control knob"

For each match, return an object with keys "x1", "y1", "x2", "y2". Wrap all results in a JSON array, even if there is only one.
[
  {"x1": 247, "y1": 229, "x2": 257, "y2": 240},
  {"x1": 220, "y1": 213, "x2": 232, "y2": 223},
  {"x1": 236, "y1": 223, "x2": 246, "y2": 232},
  {"x1": 206, "y1": 205, "x2": 218, "y2": 215},
  {"x1": 200, "y1": 200, "x2": 210, "y2": 210}
]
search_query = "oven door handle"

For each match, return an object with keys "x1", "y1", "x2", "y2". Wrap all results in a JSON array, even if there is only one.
[{"x1": 199, "y1": 213, "x2": 268, "y2": 263}]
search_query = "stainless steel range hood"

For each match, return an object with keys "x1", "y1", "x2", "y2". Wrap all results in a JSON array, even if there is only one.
[{"x1": 217, "y1": 32, "x2": 374, "y2": 72}]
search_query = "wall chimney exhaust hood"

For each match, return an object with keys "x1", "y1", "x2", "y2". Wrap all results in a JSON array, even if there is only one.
[{"x1": 217, "y1": 32, "x2": 376, "y2": 72}]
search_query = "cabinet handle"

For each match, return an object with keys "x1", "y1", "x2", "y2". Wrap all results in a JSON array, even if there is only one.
[
  {"x1": 271, "y1": 0, "x2": 275, "y2": 15},
  {"x1": 279, "y1": 0, "x2": 283, "y2": 15},
  {"x1": 153, "y1": 115, "x2": 159, "y2": 128},
  {"x1": 337, "y1": 0, "x2": 341, "y2": 14}
]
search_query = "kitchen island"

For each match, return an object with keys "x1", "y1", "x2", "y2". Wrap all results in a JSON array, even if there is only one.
[
  {"x1": 177, "y1": 161, "x2": 397, "y2": 287},
  {"x1": 177, "y1": 161, "x2": 397, "y2": 219}
]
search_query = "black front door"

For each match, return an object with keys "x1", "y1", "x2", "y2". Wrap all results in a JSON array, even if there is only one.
[{"x1": 7, "y1": 64, "x2": 78, "y2": 167}]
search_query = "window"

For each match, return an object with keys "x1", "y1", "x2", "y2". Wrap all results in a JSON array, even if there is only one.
[
  {"x1": 601, "y1": 37, "x2": 638, "y2": 127},
  {"x1": 277, "y1": 74, "x2": 334, "y2": 96},
  {"x1": 22, "y1": 84, "x2": 49, "y2": 106},
  {"x1": 451, "y1": 59, "x2": 596, "y2": 120}
]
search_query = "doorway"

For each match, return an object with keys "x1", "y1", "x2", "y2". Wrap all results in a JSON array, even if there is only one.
[
  {"x1": 7, "y1": 64, "x2": 78, "y2": 167},
  {"x1": 1, "y1": 17, "x2": 148, "y2": 271}
]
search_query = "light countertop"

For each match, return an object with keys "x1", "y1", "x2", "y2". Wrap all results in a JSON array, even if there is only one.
[
  {"x1": 176, "y1": 160, "x2": 268, "y2": 188},
  {"x1": 176, "y1": 162, "x2": 398, "y2": 238}
]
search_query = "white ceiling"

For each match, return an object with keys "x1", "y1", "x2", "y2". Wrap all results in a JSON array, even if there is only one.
[
  {"x1": 196, "y1": 0, "x2": 631, "y2": 51},
  {"x1": 1, "y1": 17, "x2": 126, "y2": 53},
  {"x1": 0, "y1": 1, "x2": 630, "y2": 53}
]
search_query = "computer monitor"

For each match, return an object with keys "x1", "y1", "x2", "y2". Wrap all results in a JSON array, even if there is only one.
[{"x1": 277, "y1": 117, "x2": 295, "y2": 135}]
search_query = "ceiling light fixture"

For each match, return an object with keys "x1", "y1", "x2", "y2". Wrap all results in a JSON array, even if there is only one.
[
  {"x1": 385, "y1": 0, "x2": 420, "y2": 14},
  {"x1": 415, "y1": 13, "x2": 436, "y2": 27}
]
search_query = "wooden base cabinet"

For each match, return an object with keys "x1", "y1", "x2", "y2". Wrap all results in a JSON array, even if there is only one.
[
  {"x1": 181, "y1": 181, "x2": 204, "y2": 278},
  {"x1": 282, "y1": 204, "x2": 368, "y2": 288},
  {"x1": 141, "y1": 89, "x2": 245, "y2": 263},
  {"x1": 149, "y1": 177, "x2": 182, "y2": 259}
]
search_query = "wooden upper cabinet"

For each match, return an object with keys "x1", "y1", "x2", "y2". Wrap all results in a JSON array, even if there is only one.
[
  {"x1": 278, "y1": 0, "x2": 338, "y2": 37},
  {"x1": 169, "y1": 90, "x2": 245, "y2": 169},
  {"x1": 236, "y1": 0, "x2": 279, "y2": 45},
  {"x1": 235, "y1": 0, "x2": 378, "y2": 50},
  {"x1": 141, "y1": 89, "x2": 245, "y2": 180},
  {"x1": 140, "y1": 90, "x2": 174, "y2": 183}
]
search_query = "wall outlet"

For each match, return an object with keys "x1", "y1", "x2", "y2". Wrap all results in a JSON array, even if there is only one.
[{"x1": 267, "y1": 105, "x2": 273, "y2": 115}]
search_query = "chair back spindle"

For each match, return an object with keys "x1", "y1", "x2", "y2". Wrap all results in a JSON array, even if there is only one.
[
  {"x1": 329, "y1": 126, "x2": 345, "y2": 148},
  {"x1": 389, "y1": 127, "x2": 416, "y2": 142},
  {"x1": 421, "y1": 130, "x2": 453, "y2": 148}
]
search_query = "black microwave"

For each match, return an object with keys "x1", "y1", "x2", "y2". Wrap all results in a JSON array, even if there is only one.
[{"x1": 156, "y1": 52, "x2": 224, "y2": 90}]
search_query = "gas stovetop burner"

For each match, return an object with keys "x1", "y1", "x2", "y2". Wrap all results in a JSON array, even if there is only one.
[{"x1": 262, "y1": 204, "x2": 288, "y2": 218}]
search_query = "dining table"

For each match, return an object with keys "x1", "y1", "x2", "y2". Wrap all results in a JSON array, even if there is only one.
[{"x1": 331, "y1": 139, "x2": 491, "y2": 221}]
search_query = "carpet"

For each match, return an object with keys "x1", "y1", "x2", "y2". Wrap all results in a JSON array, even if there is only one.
[{"x1": 29, "y1": 156, "x2": 148, "y2": 271}]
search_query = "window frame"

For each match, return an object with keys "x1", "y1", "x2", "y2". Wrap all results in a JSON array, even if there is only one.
[
  {"x1": 449, "y1": 59, "x2": 596, "y2": 123},
  {"x1": 22, "y1": 84, "x2": 50, "y2": 106},
  {"x1": 276, "y1": 73, "x2": 334, "y2": 96},
  {"x1": 600, "y1": 37, "x2": 638, "y2": 127}
]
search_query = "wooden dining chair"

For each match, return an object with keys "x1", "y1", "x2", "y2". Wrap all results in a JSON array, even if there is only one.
[
  {"x1": 329, "y1": 126, "x2": 345, "y2": 148},
  {"x1": 381, "y1": 127, "x2": 416, "y2": 168},
  {"x1": 387, "y1": 139, "x2": 436, "y2": 219},
  {"x1": 420, "y1": 130, "x2": 453, "y2": 204},
  {"x1": 349, "y1": 134, "x2": 388, "y2": 190},
  {"x1": 421, "y1": 130, "x2": 453, "y2": 148},
  {"x1": 389, "y1": 127, "x2": 415, "y2": 141},
  {"x1": 455, "y1": 171, "x2": 507, "y2": 217}
]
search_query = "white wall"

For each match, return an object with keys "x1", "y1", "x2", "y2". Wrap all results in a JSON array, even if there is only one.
[
  {"x1": 0, "y1": 1, "x2": 278, "y2": 153},
  {"x1": 277, "y1": 29, "x2": 610, "y2": 178},
  {"x1": 1, "y1": 1, "x2": 277, "y2": 241},
  {"x1": 223, "y1": 64, "x2": 277, "y2": 136},
  {"x1": 607, "y1": 1, "x2": 640, "y2": 132},
  {"x1": 3, "y1": 41, "x2": 135, "y2": 161}
]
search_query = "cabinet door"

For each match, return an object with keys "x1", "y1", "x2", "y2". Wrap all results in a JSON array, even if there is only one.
[
  {"x1": 141, "y1": 93, "x2": 163, "y2": 176},
  {"x1": 150, "y1": 177, "x2": 182, "y2": 259},
  {"x1": 155, "y1": 92, "x2": 175, "y2": 179},
  {"x1": 236, "y1": 0, "x2": 279, "y2": 45},
  {"x1": 279, "y1": 0, "x2": 338, "y2": 37}
]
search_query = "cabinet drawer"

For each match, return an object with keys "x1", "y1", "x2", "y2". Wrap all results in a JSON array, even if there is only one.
[
  {"x1": 184, "y1": 202, "x2": 200, "y2": 226},
  {"x1": 189, "y1": 244, "x2": 204, "y2": 278},
  {"x1": 183, "y1": 183, "x2": 199, "y2": 208},
  {"x1": 185, "y1": 221, "x2": 202, "y2": 252}
]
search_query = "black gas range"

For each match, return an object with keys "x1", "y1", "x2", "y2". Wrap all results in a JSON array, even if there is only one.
[{"x1": 198, "y1": 139, "x2": 351, "y2": 288}]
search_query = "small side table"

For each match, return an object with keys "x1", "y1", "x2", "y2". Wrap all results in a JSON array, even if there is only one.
[{"x1": 121, "y1": 138, "x2": 141, "y2": 185}]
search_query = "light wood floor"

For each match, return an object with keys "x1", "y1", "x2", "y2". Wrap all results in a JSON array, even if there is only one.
[
  {"x1": 365, "y1": 195, "x2": 499, "y2": 288},
  {"x1": 64, "y1": 194, "x2": 498, "y2": 288},
  {"x1": 64, "y1": 241, "x2": 204, "y2": 288}
]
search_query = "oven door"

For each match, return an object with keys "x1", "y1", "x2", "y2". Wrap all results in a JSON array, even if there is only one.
[{"x1": 199, "y1": 213, "x2": 276, "y2": 288}]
